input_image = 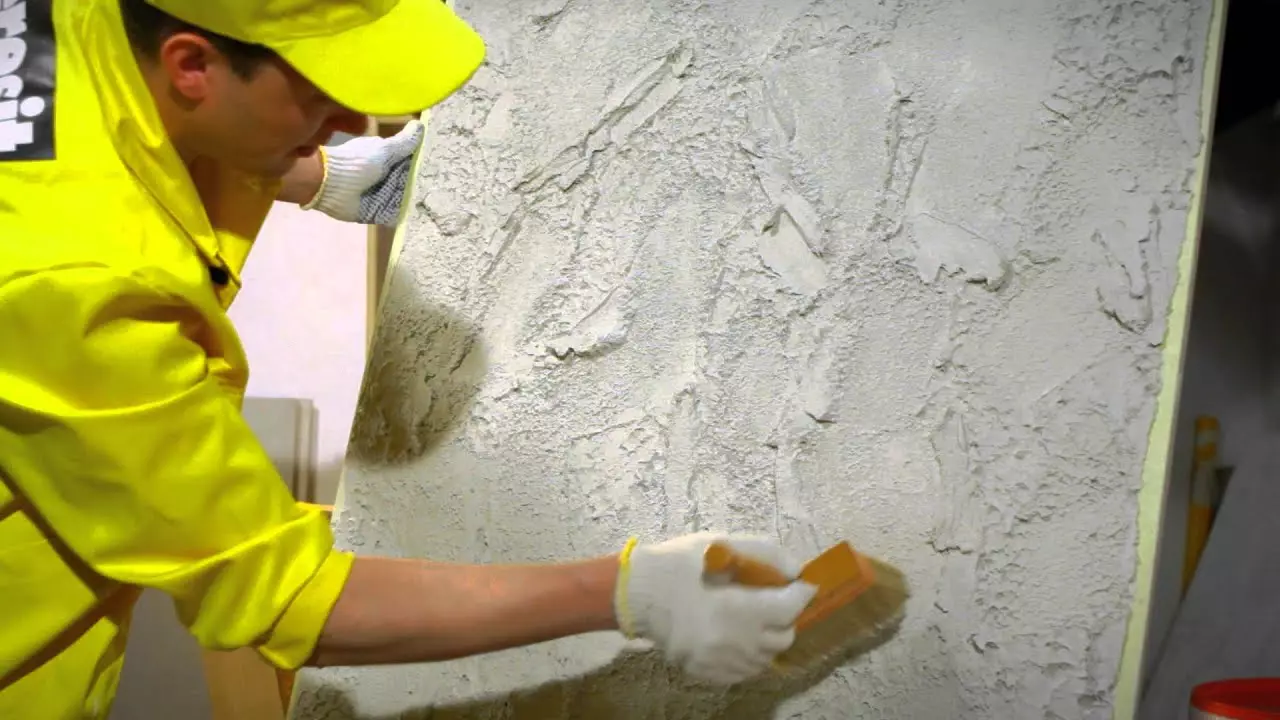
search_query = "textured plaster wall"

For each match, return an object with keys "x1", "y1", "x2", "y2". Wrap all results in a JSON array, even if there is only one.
[{"x1": 294, "y1": 0, "x2": 1213, "y2": 717}]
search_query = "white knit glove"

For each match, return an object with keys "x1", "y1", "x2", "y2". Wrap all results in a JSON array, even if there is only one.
[
  {"x1": 615, "y1": 532, "x2": 817, "y2": 685},
  {"x1": 304, "y1": 121, "x2": 423, "y2": 226}
]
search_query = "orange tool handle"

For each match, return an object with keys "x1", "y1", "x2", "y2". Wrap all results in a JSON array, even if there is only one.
[{"x1": 703, "y1": 542, "x2": 793, "y2": 587}]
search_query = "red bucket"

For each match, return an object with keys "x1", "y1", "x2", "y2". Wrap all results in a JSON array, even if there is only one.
[{"x1": 1192, "y1": 678, "x2": 1280, "y2": 719}]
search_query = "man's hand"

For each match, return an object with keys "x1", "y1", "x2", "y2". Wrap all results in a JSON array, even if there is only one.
[
  {"x1": 300, "y1": 121, "x2": 424, "y2": 226},
  {"x1": 619, "y1": 533, "x2": 817, "y2": 685}
]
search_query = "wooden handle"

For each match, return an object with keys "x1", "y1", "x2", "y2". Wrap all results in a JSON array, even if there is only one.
[{"x1": 703, "y1": 542, "x2": 792, "y2": 587}]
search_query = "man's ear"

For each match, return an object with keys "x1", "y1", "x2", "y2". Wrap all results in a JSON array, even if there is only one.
[{"x1": 156, "y1": 32, "x2": 220, "y2": 103}]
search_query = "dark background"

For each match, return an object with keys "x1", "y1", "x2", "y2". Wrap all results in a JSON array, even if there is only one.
[{"x1": 1214, "y1": 0, "x2": 1279, "y2": 135}]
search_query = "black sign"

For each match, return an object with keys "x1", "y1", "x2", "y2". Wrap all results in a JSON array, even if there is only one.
[{"x1": 0, "y1": 0, "x2": 56, "y2": 161}]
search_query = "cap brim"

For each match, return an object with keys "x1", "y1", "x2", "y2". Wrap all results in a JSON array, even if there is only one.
[{"x1": 271, "y1": 0, "x2": 485, "y2": 117}]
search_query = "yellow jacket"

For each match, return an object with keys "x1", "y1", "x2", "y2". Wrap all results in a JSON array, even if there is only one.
[{"x1": 0, "y1": 2, "x2": 354, "y2": 717}]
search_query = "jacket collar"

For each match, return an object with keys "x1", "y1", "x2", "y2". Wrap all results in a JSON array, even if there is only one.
[{"x1": 76, "y1": 0, "x2": 280, "y2": 290}]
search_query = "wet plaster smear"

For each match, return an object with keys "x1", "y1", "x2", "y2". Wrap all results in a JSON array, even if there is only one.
[{"x1": 294, "y1": 0, "x2": 1213, "y2": 718}]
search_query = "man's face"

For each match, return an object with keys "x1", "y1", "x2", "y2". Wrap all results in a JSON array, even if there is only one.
[
  {"x1": 198, "y1": 57, "x2": 368, "y2": 178},
  {"x1": 151, "y1": 33, "x2": 369, "y2": 178}
]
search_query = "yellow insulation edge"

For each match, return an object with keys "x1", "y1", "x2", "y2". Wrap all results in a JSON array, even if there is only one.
[
  {"x1": 1111, "y1": 0, "x2": 1228, "y2": 715},
  {"x1": 330, "y1": 105, "x2": 431, "y2": 519}
]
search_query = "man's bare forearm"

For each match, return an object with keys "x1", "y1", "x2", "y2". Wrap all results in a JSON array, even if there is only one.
[
  {"x1": 277, "y1": 153, "x2": 324, "y2": 206},
  {"x1": 308, "y1": 554, "x2": 621, "y2": 667}
]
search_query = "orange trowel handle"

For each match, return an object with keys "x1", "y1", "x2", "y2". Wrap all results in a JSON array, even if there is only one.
[
  {"x1": 705, "y1": 540, "x2": 876, "y2": 635},
  {"x1": 703, "y1": 542, "x2": 793, "y2": 587}
]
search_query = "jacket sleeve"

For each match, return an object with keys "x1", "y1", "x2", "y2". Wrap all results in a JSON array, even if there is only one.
[{"x1": 0, "y1": 265, "x2": 354, "y2": 670}]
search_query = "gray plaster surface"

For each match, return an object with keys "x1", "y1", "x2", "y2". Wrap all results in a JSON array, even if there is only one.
[{"x1": 293, "y1": 0, "x2": 1213, "y2": 717}]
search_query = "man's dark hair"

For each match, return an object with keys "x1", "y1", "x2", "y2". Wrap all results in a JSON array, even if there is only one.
[{"x1": 119, "y1": 0, "x2": 277, "y2": 78}]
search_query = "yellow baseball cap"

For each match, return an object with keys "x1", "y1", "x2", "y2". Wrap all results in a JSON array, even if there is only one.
[{"x1": 145, "y1": 0, "x2": 485, "y2": 116}]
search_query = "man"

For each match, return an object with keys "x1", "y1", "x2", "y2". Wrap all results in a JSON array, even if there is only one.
[{"x1": 0, "y1": 1, "x2": 818, "y2": 717}]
